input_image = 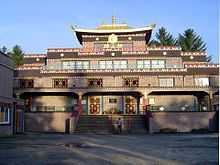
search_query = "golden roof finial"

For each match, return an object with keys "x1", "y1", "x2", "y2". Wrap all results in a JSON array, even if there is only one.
[{"x1": 112, "y1": 16, "x2": 116, "y2": 25}]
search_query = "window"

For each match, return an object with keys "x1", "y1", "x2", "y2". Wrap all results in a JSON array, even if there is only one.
[
  {"x1": 137, "y1": 60, "x2": 150, "y2": 69},
  {"x1": 53, "y1": 79, "x2": 68, "y2": 88},
  {"x1": 159, "y1": 78, "x2": 174, "y2": 87},
  {"x1": 63, "y1": 61, "x2": 75, "y2": 69},
  {"x1": 82, "y1": 61, "x2": 89, "y2": 69},
  {"x1": 113, "y1": 60, "x2": 127, "y2": 69},
  {"x1": 99, "y1": 61, "x2": 113, "y2": 69},
  {"x1": 109, "y1": 98, "x2": 117, "y2": 103},
  {"x1": 76, "y1": 61, "x2": 82, "y2": 69},
  {"x1": 88, "y1": 79, "x2": 103, "y2": 88},
  {"x1": 63, "y1": 61, "x2": 89, "y2": 69},
  {"x1": 195, "y1": 78, "x2": 209, "y2": 86},
  {"x1": 0, "y1": 105, "x2": 10, "y2": 124},
  {"x1": 123, "y1": 77, "x2": 139, "y2": 87},
  {"x1": 148, "y1": 98, "x2": 155, "y2": 105},
  {"x1": 151, "y1": 60, "x2": 165, "y2": 68},
  {"x1": 20, "y1": 79, "x2": 34, "y2": 88}
]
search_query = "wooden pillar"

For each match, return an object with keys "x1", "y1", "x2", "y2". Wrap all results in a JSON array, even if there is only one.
[
  {"x1": 136, "y1": 96, "x2": 140, "y2": 114},
  {"x1": 208, "y1": 92, "x2": 213, "y2": 111},
  {"x1": 78, "y1": 92, "x2": 83, "y2": 113}
]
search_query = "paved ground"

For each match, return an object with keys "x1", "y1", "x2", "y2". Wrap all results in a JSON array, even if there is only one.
[{"x1": 0, "y1": 133, "x2": 218, "y2": 165}]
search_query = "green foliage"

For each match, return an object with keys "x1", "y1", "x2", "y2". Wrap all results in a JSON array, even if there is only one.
[
  {"x1": 9, "y1": 45, "x2": 24, "y2": 67},
  {"x1": 178, "y1": 28, "x2": 207, "y2": 51},
  {"x1": 0, "y1": 46, "x2": 8, "y2": 54},
  {"x1": 150, "y1": 27, "x2": 177, "y2": 46}
]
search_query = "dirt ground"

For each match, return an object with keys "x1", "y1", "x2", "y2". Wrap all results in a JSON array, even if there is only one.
[{"x1": 0, "y1": 133, "x2": 218, "y2": 165}]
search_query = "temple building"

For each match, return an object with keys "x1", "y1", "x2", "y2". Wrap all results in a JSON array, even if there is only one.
[
  {"x1": 0, "y1": 51, "x2": 23, "y2": 135},
  {"x1": 14, "y1": 17, "x2": 219, "y2": 133}
]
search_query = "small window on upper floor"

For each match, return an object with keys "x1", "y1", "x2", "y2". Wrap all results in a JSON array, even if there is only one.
[
  {"x1": 88, "y1": 78, "x2": 103, "y2": 88},
  {"x1": 62, "y1": 61, "x2": 90, "y2": 70},
  {"x1": 113, "y1": 60, "x2": 127, "y2": 69},
  {"x1": 123, "y1": 77, "x2": 139, "y2": 87},
  {"x1": 151, "y1": 60, "x2": 165, "y2": 68},
  {"x1": 63, "y1": 61, "x2": 75, "y2": 69},
  {"x1": 53, "y1": 79, "x2": 68, "y2": 88},
  {"x1": 137, "y1": 60, "x2": 151, "y2": 69},
  {"x1": 195, "y1": 78, "x2": 209, "y2": 87},
  {"x1": 99, "y1": 61, "x2": 113, "y2": 69},
  {"x1": 20, "y1": 79, "x2": 34, "y2": 88}
]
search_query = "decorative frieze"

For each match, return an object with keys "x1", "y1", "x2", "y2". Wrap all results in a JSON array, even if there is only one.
[
  {"x1": 16, "y1": 67, "x2": 42, "y2": 70},
  {"x1": 82, "y1": 33, "x2": 145, "y2": 38},
  {"x1": 24, "y1": 54, "x2": 47, "y2": 58},
  {"x1": 181, "y1": 52, "x2": 207, "y2": 56},
  {"x1": 47, "y1": 48, "x2": 80, "y2": 53},
  {"x1": 40, "y1": 68, "x2": 187, "y2": 74},
  {"x1": 185, "y1": 64, "x2": 219, "y2": 68},
  {"x1": 147, "y1": 46, "x2": 181, "y2": 51}
]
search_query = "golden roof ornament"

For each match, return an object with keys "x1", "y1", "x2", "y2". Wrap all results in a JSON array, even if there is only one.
[{"x1": 112, "y1": 16, "x2": 116, "y2": 25}]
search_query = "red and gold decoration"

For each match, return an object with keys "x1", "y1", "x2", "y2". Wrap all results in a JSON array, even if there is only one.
[
  {"x1": 125, "y1": 96, "x2": 137, "y2": 114},
  {"x1": 88, "y1": 78, "x2": 103, "y2": 88},
  {"x1": 123, "y1": 77, "x2": 139, "y2": 87},
  {"x1": 53, "y1": 79, "x2": 68, "y2": 88},
  {"x1": 89, "y1": 96, "x2": 101, "y2": 114}
]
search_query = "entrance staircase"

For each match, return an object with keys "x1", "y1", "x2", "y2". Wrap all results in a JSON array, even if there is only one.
[{"x1": 75, "y1": 115, "x2": 147, "y2": 134}]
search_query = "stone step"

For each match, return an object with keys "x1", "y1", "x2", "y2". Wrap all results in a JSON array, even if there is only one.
[{"x1": 75, "y1": 115, "x2": 147, "y2": 133}]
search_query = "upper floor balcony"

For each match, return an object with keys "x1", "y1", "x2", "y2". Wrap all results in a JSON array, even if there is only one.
[{"x1": 41, "y1": 59, "x2": 186, "y2": 74}]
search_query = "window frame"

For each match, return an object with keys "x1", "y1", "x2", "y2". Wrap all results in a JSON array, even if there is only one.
[
  {"x1": 53, "y1": 79, "x2": 68, "y2": 88},
  {"x1": 137, "y1": 60, "x2": 151, "y2": 69},
  {"x1": 159, "y1": 78, "x2": 174, "y2": 87},
  {"x1": 99, "y1": 60, "x2": 113, "y2": 69},
  {"x1": 151, "y1": 60, "x2": 165, "y2": 68},
  {"x1": 113, "y1": 60, "x2": 128, "y2": 69},
  {"x1": 0, "y1": 106, "x2": 10, "y2": 124},
  {"x1": 63, "y1": 61, "x2": 90, "y2": 70},
  {"x1": 194, "y1": 77, "x2": 209, "y2": 87}
]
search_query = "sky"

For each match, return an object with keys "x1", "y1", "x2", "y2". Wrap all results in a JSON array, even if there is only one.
[{"x1": 0, "y1": 0, "x2": 219, "y2": 62}]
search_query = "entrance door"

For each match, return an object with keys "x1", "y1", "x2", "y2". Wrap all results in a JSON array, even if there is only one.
[
  {"x1": 89, "y1": 96, "x2": 101, "y2": 115},
  {"x1": 125, "y1": 96, "x2": 137, "y2": 114}
]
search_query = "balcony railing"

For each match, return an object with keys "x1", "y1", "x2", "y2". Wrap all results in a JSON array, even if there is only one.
[
  {"x1": 147, "y1": 105, "x2": 212, "y2": 112},
  {"x1": 14, "y1": 85, "x2": 219, "y2": 90},
  {"x1": 41, "y1": 65, "x2": 187, "y2": 73},
  {"x1": 29, "y1": 106, "x2": 75, "y2": 112}
]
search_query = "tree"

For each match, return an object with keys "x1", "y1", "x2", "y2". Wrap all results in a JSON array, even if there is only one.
[
  {"x1": 0, "y1": 46, "x2": 8, "y2": 54},
  {"x1": 178, "y1": 28, "x2": 206, "y2": 51},
  {"x1": 9, "y1": 45, "x2": 24, "y2": 67},
  {"x1": 149, "y1": 27, "x2": 177, "y2": 46}
]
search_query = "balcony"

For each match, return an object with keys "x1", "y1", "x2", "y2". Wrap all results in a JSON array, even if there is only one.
[
  {"x1": 28, "y1": 106, "x2": 74, "y2": 112},
  {"x1": 41, "y1": 65, "x2": 187, "y2": 74}
]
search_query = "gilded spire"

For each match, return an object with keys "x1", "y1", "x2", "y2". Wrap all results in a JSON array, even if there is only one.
[{"x1": 112, "y1": 16, "x2": 116, "y2": 25}]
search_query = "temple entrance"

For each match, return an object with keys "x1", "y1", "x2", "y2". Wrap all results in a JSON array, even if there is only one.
[
  {"x1": 88, "y1": 96, "x2": 101, "y2": 115},
  {"x1": 83, "y1": 92, "x2": 142, "y2": 115},
  {"x1": 125, "y1": 96, "x2": 137, "y2": 114}
]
